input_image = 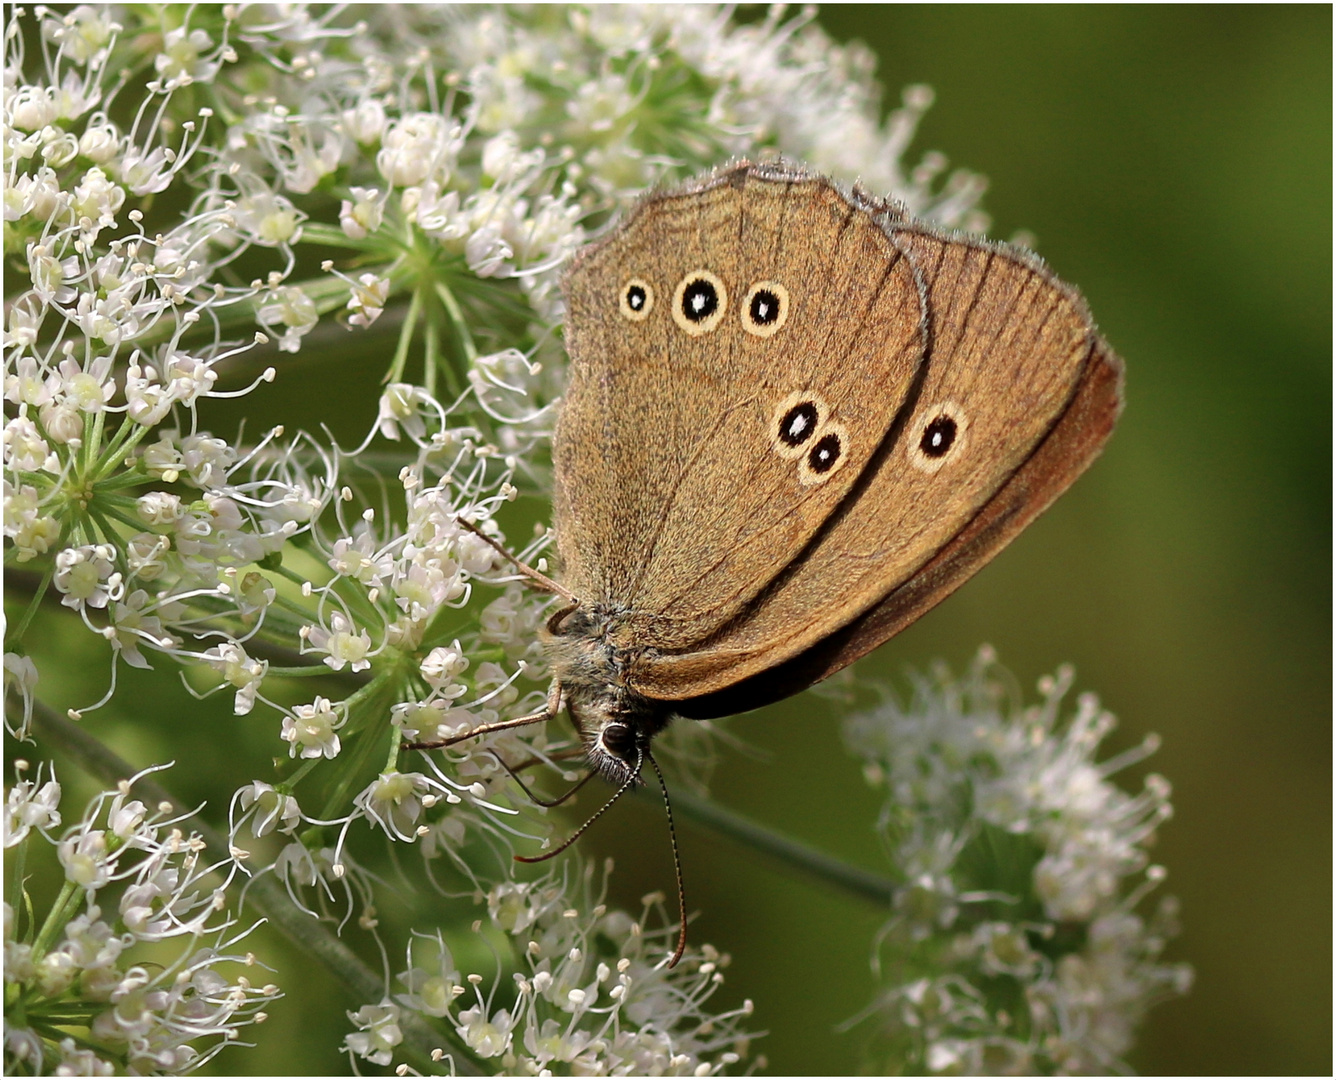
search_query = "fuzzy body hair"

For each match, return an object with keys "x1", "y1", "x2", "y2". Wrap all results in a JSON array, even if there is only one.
[{"x1": 542, "y1": 603, "x2": 673, "y2": 785}]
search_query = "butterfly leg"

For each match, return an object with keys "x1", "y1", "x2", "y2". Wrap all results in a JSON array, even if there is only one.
[
  {"x1": 495, "y1": 743, "x2": 588, "y2": 774},
  {"x1": 562, "y1": 689, "x2": 586, "y2": 741},
  {"x1": 491, "y1": 748, "x2": 596, "y2": 808},
  {"x1": 457, "y1": 517, "x2": 578, "y2": 603},
  {"x1": 546, "y1": 598, "x2": 579, "y2": 634},
  {"x1": 405, "y1": 678, "x2": 564, "y2": 751}
]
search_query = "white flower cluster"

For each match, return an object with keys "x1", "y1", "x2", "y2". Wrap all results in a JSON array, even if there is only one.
[
  {"x1": 344, "y1": 861, "x2": 754, "y2": 1075},
  {"x1": 842, "y1": 649, "x2": 1193, "y2": 1075},
  {"x1": 386, "y1": 5, "x2": 989, "y2": 230},
  {"x1": 4, "y1": 3, "x2": 1187, "y2": 1075},
  {"x1": 3, "y1": 762, "x2": 278, "y2": 1075}
]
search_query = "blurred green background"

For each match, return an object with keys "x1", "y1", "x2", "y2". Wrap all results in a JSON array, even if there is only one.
[
  {"x1": 10, "y1": 6, "x2": 1328, "y2": 1076},
  {"x1": 608, "y1": 6, "x2": 1328, "y2": 1075}
]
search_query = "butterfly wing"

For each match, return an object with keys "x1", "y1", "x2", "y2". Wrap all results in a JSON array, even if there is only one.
[
  {"x1": 554, "y1": 164, "x2": 927, "y2": 651},
  {"x1": 625, "y1": 219, "x2": 1123, "y2": 706},
  {"x1": 676, "y1": 332, "x2": 1123, "y2": 718}
]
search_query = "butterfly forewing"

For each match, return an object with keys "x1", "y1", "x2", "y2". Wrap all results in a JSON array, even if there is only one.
[{"x1": 555, "y1": 168, "x2": 926, "y2": 650}]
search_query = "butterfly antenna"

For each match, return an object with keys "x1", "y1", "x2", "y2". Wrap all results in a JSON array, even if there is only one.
[
  {"x1": 646, "y1": 751, "x2": 688, "y2": 970},
  {"x1": 514, "y1": 751, "x2": 642, "y2": 864}
]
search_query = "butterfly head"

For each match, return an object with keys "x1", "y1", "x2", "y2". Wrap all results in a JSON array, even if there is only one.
[{"x1": 569, "y1": 683, "x2": 671, "y2": 787}]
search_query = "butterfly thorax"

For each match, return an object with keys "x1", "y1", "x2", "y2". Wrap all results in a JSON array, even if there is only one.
[{"x1": 543, "y1": 603, "x2": 673, "y2": 786}]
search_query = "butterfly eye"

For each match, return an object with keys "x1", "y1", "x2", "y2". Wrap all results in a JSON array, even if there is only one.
[
  {"x1": 798, "y1": 422, "x2": 849, "y2": 485},
  {"x1": 600, "y1": 723, "x2": 635, "y2": 759},
  {"x1": 671, "y1": 269, "x2": 727, "y2": 335},
  {"x1": 909, "y1": 404, "x2": 969, "y2": 474},
  {"x1": 619, "y1": 278, "x2": 654, "y2": 321},
  {"x1": 741, "y1": 281, "x2": 790, "y2": 337}
]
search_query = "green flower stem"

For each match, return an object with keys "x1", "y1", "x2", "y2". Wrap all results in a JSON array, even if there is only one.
[
  {"x1": 282, "y1": 757, "x2": 322, "y2": 790},
  {"x1": 297, "y1": 221, "x2": 388, "y2": 253},
  {"x1": 21, "y1": 697, "x2": 487, "y2": 1077},
  {"x1": 387, "y1": 287, "x2": 423, "y2": 386},
  {"x1": 433, "y1": 278, "x2": 477, "y2": 397},
  {"x1": 268, "y1": 590, "x2": 321, "y2": 624},
  {"x1": 381, "y1": 722, "x2": 404, "y2": 774},
  {"x1": 9, "y1": 562, "x2": 56, "y2": 644},
  {"x1": 433, "y1": 279, "x2": 476, "y2": 360},
  {"x1": 95, "y1": 417, "x2": 156, "y2": 482},
  {"x1": 28, "y1": 878, "x2": 80, "y2": 965},
  {"x1": 270, "y1": 563, "x2": 316, "y2": 591},
  {"x1": 78, "y1": 411, "x2": 98, "y2": 477},
  {"x1": 91, "y1": 469, "x2": 156, "y2": 493},
  {"x1": 316, "y1": 666, "x2": 402, "y2": 818},
  {"x1": 86, "y1": 506, "x2": 130, "y2": 559},
  {"x1": 262, "y1": 665, "x2": 337, "y2": 678},
  {"x1": 6, "y1": 836, "x2": 26, "y2": 933},
  {"x1": 656, "y1": 785, "x2": 897, "y2": 907},
  {"x1": 422, "y1": 304, "x2": 440, "y2": 402}
]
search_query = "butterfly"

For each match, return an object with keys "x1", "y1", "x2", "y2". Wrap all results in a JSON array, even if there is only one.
[{"x1": 425, "y1": 159, "x2": 1123, "y2": 964}]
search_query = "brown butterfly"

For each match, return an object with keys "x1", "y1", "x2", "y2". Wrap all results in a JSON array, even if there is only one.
[{"x1": 425, "y1": 159, "x2": 1123, "y2": 963}]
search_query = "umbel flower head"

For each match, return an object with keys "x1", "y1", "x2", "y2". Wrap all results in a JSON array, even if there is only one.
[
  {"x1": 4, "y1": 3, "x2": 1182, "y2": 1074},
  {"x1": 3, "y1": 762, "x2": 279, "y2": 1076},
  {"x1": 843, "y1": 649, "x2": 1192, "y2": 1075},
  {"x1": 343, "y1": 859, "x2": 753, "y2": 1074}
]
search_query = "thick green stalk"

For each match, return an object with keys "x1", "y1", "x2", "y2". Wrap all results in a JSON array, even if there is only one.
[{"x1": 657, "y1": 785, "x2": 897, "y2": 906}]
